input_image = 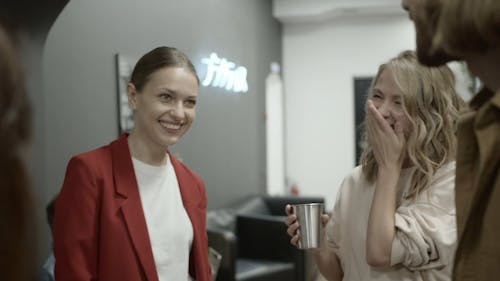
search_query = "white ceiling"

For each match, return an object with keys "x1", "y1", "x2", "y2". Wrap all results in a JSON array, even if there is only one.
[{"x1": 273, "y1": 0, "x2": 405, "y2": 23}]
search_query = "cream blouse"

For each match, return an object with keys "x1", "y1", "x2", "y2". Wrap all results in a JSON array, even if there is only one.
[{"x1": 326, "y1": 161, "x2": 457, "y2": 281}]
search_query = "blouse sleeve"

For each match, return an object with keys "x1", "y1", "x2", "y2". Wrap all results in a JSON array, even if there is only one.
[
  {"x1": 325, "y1": 175, "x2": 350, "y2": 254},
  {"x1": 54, "y1": 156, "x2": 100, "y2": 281},
  {"x1": 325, "y1": 203, "x2": 340, "y2": 253},
  {"x1": 390, "y1": 162, "x2": 457, "y2": 271}
]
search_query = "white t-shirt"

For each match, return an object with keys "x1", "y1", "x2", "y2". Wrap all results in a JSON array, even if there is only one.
[
  {"x1": 326, "y1": 161, "x2": 457, "y2": 281},
  {"x1": 133, "y1": 155, "x2": 193, "y2": 281}
]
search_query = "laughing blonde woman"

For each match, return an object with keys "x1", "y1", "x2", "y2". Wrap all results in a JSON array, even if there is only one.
[{"x1": 286, "y1": 50, "x2": 465, "y2": 281}]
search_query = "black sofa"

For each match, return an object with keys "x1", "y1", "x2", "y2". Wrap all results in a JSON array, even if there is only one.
[{"x1": 207, "y1": 195, "x2": 325, "y2": 281}]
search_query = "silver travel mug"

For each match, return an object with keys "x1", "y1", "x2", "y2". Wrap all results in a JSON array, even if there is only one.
[{"x1": 292, "y1": 203, "x2": 324, "y2": 249}]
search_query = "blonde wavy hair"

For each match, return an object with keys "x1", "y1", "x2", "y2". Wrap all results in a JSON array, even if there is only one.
[
  {"x1": 433, "y1": 0, "x2": 500, "y2": 56},
  {"x1": 360, "y1": 51, "x2": 466, "y2": 200}
]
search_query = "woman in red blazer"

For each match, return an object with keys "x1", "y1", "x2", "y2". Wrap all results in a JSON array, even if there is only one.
[{"x1": 54, "y1": 47, "x2": 211, "y2": 281}]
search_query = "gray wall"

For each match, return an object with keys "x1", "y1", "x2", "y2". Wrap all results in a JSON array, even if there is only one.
[{"x1": 42, "y1": 0, "x2": 281, "y2": 261}]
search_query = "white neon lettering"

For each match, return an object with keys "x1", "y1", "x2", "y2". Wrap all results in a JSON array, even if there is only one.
[{"x1": 201, "y1": 52, "x2": 248, "y2": 93}]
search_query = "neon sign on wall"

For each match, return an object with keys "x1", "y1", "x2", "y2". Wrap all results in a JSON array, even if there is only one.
[{"x1": 201, "y1": 52, "x2": 248, "y2": 93}]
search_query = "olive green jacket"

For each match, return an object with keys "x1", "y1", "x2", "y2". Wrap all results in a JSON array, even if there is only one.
[{"x1": 453, "y1": 88, "x2": 500, "y2": 281}]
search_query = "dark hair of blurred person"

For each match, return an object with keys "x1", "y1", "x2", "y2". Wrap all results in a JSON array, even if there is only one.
[{"x1": 0, "y1": 24, "x2": 34, "y2": 281}]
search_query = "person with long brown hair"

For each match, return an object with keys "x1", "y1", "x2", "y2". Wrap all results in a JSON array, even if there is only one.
[
  {"x1": 0, "y1": 24, "x2": 34, "y2": 281},
  {"x1": 54, "y1": 46, "x2": 211, "y2": 281},
  {"x1": 286, "y1": 51, "x2": 465, "y2": 281}
]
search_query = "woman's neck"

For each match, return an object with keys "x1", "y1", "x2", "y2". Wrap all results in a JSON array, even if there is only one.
[{"x1": 127, "y1": 130, "x2": 168, "y2": 166}]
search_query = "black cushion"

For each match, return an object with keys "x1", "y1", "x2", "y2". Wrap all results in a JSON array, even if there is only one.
[
  {"x1": 236, "y1": 259, "x2": 294, "y2": 281},
  {"x1": 207, "y1": 196, "x2": 270, "y2": 232},
  {"x1": 207, "y1": 195, "x2": 325, "y2": 281}
]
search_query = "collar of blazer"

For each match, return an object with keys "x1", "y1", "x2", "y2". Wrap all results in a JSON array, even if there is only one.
[
  {"x1": 110, "y1": 133, "x2": 201, "y2": 206},
  {"x1": 108, "y1": 133, "x2": 203, "y2": 281}
]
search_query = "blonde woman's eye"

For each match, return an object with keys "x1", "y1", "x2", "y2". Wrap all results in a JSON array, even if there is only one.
[{"x1": 185, "y1": 99, "x2": 197, "y2": 106}]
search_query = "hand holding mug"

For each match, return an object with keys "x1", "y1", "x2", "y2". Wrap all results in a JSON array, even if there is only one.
[{"x1": 285, "y1": 203, "x2": 329, "y2": 249}]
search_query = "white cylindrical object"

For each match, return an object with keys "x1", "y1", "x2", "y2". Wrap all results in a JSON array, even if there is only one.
[{"x1": 265, "y1": 62, "x2": 286, "y2": 195}]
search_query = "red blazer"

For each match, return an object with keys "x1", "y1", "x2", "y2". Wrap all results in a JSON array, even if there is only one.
[{"x1": 54, "y1": 134, "x2": 211, "y2": 281}]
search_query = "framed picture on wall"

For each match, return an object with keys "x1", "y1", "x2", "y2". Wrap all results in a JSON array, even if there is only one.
[
  {"x1": 354, "y1": 76, "x2": 373, "y2": 166},
  {"x1": 115, "y1": 53, "x2": 135, "y2": 134}
]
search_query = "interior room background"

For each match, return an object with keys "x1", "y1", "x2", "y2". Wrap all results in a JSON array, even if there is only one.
[
  {"x1": 276, "y1": 0, "x2": 414, "y2": 209},
  {"x1": 4, "y1": 0, "x2": 416, "y2": 268},
  {"x1": 13, "y1": 0, "x2": 281, "y2": 267}
]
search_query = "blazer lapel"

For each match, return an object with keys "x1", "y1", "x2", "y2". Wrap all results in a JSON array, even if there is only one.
[
  {"x1": 170, "y1": 153, "x2": 199, "y2": 208},
  {"x1": 455, "y1": 112, "x2": 477, "y2": 242},
  {"x1": 169, "y1": 153, "x2": 203, "y2": 278},
  {"x1": 460, "y1": 107, "x2": 500, "y2": 237},
  {"x1": 111, "y1": 134, "x2": 159, "y2": 281},
  {"x1": 456, "y1": 90, "x2": 500, "y2": 243}
]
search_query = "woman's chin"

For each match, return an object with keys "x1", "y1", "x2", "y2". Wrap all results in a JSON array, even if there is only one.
[{"x1": 161, "y1": 135, "x2": 182, "y2": 147}]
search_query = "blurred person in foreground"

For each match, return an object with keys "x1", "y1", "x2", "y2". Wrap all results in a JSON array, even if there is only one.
[
  {"x1": 402, "y1": 0, "x2": 500, "y2": 279},
  {"x1": 0, "y1": 24, "x2": 34, "y2": 281}
]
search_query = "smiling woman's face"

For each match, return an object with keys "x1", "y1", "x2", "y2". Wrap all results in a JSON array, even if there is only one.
[
  {"x1": 368, "y1": 68, "x2": 411, "y2": 137},
  {"x1": 128, "y1": 66, "x2": 199, "y2": 149}
]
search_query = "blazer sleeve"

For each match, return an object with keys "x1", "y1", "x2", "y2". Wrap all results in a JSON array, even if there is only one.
[
  {"x1": 390, "y1": 163, "x2": 457, "y2": 271},
  {"x1": 54, "y1": 156, "x2": 100, "y2": 281}
]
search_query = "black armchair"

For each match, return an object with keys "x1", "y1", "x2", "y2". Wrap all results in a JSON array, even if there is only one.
[{"x1": 207, "y1": 195, "x2": 325, "y2": 281}]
